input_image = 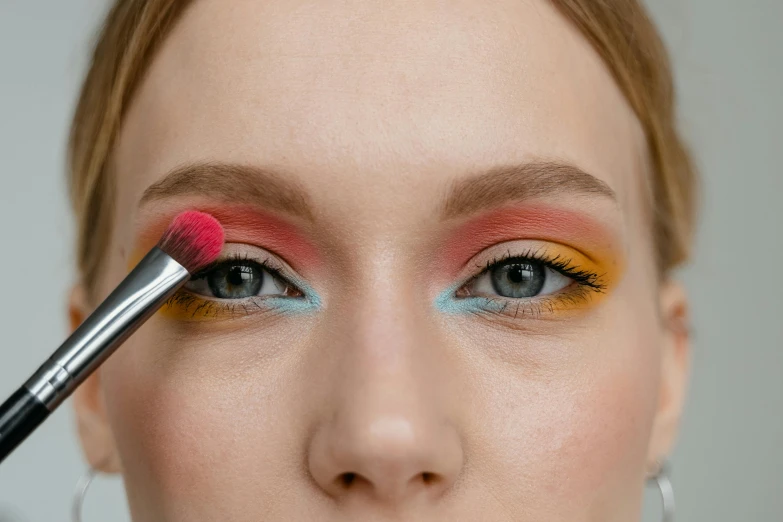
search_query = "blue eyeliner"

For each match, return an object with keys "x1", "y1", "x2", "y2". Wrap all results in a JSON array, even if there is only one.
[
  {"x1": 434, "y1": 281, "x2": 506, "y2": 315},
  {"x1": 271, "y1": 274, "x2": 322, "y2": 314}
]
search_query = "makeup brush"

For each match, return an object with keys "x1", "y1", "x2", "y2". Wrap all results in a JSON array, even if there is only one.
[{"x1": 0, "y1": 210, "x2": 224, "y2": 464}]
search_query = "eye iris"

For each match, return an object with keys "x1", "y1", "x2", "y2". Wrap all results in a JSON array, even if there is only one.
[
  {"x1": 207, "y1": 262, "x2": 264, "y2": 299},
  {"x1": 490, "y1": 261, "x2": 545, "y2": 298}
]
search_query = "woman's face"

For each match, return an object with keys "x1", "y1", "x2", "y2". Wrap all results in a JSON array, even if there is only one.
[{"x1": 73, "y1": 0, "x2": 689, "y2": 520}]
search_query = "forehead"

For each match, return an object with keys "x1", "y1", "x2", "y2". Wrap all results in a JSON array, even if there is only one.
[{"x1": 116, "y1": 0, "x2": 646, "y2": 222}]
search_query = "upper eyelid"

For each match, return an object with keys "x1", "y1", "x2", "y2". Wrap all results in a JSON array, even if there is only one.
[
  {"x1": 214, "y1": 245, "x2": 289, "y2": 272},
  {"x1": 462, "y1": 240, "x2": 592, "y2": 273},
  {"x1": 200, "y1": 250, "x2": 298, "y2": 288},
  {"x1": 202, "y1": 242, "x2": 591, "y2": 300},
  {"x1": 467, "y1": 248, "x2": 561, "y2": 279},
  {"x1": 457, "y1": 246, "x2": 601, "y2": 294}
]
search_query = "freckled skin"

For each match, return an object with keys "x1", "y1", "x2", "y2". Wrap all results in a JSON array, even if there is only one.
[{"x1": 71, "y1": 0, "x2": 689, "y2": 521}]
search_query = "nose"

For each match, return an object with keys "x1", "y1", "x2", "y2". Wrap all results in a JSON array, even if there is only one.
[
  {"x1": 309, "y1": 410, "x2": 463, "y2": 503},
  {"x1": 307, "y1": 291, "x2": 464, "y2": 506}
]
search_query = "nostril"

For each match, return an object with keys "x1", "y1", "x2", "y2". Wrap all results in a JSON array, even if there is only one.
[
  {"x1": 421, "y1": 472, "x2": 437, "y2": 484},
  {"x1": 340, "y1": 472, "x2": 356, "y2": 488}
]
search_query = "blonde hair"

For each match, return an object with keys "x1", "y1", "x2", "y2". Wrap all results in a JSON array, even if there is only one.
[{"x1": 69, "y1": 0, "x2": 697, "y2": 296}]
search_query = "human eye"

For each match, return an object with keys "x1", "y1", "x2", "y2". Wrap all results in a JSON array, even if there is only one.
[
  {"x1": 441, "y1": 241, "x2": 611, "y2": 320},
  {"x1": 185, "y1": 256, "x2": 296, "y2": 300},
  {"x1": 162, "y1": 244, "x2": 320, "y2": 320}
]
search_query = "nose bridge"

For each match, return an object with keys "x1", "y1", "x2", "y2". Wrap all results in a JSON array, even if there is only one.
[
  {"x1": 333, "y1": 254, "x2": 441, "y2": 438},
  {"x1": 354, "y1": 265, "x2": 425, "y2": 373},
  {"x1": 306, "y1": 247, "x2": 464, "y2": 504},
  {"x1": 335, "y1": 239, "x2": 436, "y2": 385}
]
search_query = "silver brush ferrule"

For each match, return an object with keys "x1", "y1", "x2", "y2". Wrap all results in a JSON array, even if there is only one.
[{"x1": 24, "y1": 247, "x2": 190, "y2": 410}]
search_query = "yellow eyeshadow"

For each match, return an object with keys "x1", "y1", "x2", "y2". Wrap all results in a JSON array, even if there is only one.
[
  {"x1": 124, "y1": 248, "x2": 214, "y2": 322},
  {"x1": 439, "y1": 241, "x2": 626, "y2": 318},
  {"x1": 541, "y1": 243, "x2": 623, "y2": 313}
]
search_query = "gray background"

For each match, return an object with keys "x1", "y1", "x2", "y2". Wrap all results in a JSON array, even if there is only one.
[{"x1": 0, "y1": 0, "x2": 781, "y2": 520}]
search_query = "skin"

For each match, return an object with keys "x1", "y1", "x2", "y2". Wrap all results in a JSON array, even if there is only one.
[{"x1": 70, "y1": 0, "x2": 691, "y2": 520}]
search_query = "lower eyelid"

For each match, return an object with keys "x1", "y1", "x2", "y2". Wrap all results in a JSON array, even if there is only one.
[
  {"x1": 461, "y1": 284, "x2": 600, "y2": 318},
  {"x1": 444, "y1": 266, "x2": 605, "y2": 318},
  {"x1": 160, "y1": 284, "x2": 319, "y2": 321}
]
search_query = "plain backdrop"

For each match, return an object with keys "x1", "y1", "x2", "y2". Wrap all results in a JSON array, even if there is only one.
[{"x1": 0, "y1": 1, "x2": 781, "y2": 521}]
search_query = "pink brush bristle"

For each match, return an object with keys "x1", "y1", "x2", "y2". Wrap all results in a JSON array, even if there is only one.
[{"x1": 157, "y1": 211, "x2": 225, "y2": 273}]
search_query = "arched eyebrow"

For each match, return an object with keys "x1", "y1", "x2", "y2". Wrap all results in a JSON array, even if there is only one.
[
  {"x1": 439, "y1": 161, "x2": 617, "y2": 219},
  {"x1": 139, "y1": 162, "x2": 315, "y2": 221},
  {"x1": 140, "y1": 160, "x2": 616, "y2": 221}
]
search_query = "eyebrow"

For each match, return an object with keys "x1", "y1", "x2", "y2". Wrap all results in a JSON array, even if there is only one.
[
  {"x1": 141, "y1": 160, "x2": 615, "y2": 222},
  {"x1": 140, "y1": 162, "x2": 315, "y2": 221},
  {"x1": 440, "y1": 161, "x2": 617, "y2": 219}
]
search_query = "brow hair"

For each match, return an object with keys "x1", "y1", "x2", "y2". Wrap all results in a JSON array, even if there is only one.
[
  {"x1": 440, "y1": 161, "x2": 616, "y2": 219},
  {"x1": 141, "y1": 160, "x2": 615, "y2": 225},
  {"x1": 140, "y1": 162, "x2": 315, "y2": 221}
]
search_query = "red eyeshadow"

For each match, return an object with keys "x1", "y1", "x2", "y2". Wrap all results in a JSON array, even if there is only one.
[
  {"x1": 436, "y1": 205, "x2": 620, "y2": 277},
  {"x1": 136, "y1": 205, "x2": 322, "y2": 272}
]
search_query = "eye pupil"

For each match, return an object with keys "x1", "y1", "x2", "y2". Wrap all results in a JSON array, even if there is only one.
[
  {"x1": 491, "y1": 261, "x2": 545, "y2": 298},
  {"x1": 227, "y1": 266, "x2": 250, "y2": 286},
  {"x1": 507, "y1": 264, "x2": 531, "y2": 284}
]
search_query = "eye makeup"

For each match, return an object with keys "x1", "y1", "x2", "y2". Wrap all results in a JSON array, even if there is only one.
[
  {"x1": 133, "y1": 205, "x2": 323, "y2": 321},
  {"x1": 436, "y1": 205, "x2": 623, "y2": 276},
  {"x1": 160, "y1": 248, "x2": 322, "y2": 322},
  {"x1": 132, "y1": 203, "x2": 623, "y2": 324},
  {"x1": 135, "y1": 204, "x2": 323, "y2": 273},
  {"x1": 433, "y1": 205, "x2": 625, "y2": 320}
]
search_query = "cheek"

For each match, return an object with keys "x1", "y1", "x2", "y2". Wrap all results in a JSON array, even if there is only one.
[
  {"x1": 98, "y1": 321, "x2": 288, "y2": 508},
  {"x1": 471, "y1": 304, "x2": 662, "y2": 515},
  {"x1": 541, "y1": 356, "x2": 656, "y2": 485},
  {"x1": 100, "y1": 335, "x2": 208, "y2": 501},
  {"x1": 565, "y1": 320, "x2": 660, "y2": 482}
]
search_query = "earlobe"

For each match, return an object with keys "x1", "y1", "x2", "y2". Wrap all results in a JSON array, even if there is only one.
[
  {"x1": 69, "y1": 284, "x2": 122, "y2": 474},
  {"x1": 647, "y1": 279, "x2": 692, "y2": 466}
]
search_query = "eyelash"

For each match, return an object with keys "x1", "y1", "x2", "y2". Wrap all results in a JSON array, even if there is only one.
[
  {"x1": 455, "y1": 247, "x2": 607, "y2": 319},
  {"x1": 166, "y1": 253, "x2": 305, "y2": 319},
  {"x1": 164, "y1": 247, "x2": 607, "y2": 321}
]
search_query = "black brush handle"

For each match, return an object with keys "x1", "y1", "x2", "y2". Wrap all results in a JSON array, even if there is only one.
[
  {"x1": 0, "y1": 387, "x2": 50, "y2": 464},
  {"x1": 0, "y1": 249, "x2": 189, "y2": 467}
]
